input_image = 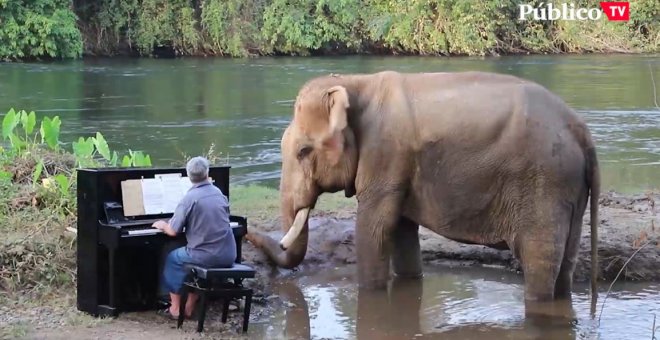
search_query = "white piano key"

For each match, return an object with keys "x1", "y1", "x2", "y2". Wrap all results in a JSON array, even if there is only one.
[{"x1": 127, "y1": 229, "x2": 163, "y2": 236}]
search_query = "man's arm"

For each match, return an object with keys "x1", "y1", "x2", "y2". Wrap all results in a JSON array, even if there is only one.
[{"x1": 152, "y1": 199, "x2": 192, "y2": 237}]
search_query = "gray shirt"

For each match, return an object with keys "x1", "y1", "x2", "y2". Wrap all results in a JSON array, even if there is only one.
[{"x1": 169, "y1": 181, "x2": 237, "y2": 267}]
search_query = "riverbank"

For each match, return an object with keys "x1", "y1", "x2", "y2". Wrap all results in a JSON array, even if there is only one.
[
  {"x1": 1, "y1": 184, "x2": 658, "y2": 339},
  {"x1": 3, "y1": 1, "x2": 659, "y2": 60},
  {"x1": 240, "y1": 189, "x2": 660, "y2": 283}
]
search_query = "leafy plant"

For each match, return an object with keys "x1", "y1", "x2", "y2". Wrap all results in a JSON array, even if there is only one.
[
  {"x1": 0, "y1": 0, "x2": 83, "y2": 60},
  {"x1": 2, "y1": 108, "x2": 153, "y2": 217},
  {"x1": 121, "y1": 150, "x2": 152, "y2": 167},
  {"x1": 71, "y1": 134, "x2": 150, "y2": 168}
]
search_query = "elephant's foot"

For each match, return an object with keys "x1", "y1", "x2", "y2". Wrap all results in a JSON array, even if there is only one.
[
  {"x1": 357, "y1": 232, "x2": 391, "y2": 290},
  {"x1": 358, "y1": 263, "x2": 390, "y2": 290},
  {"x1": 358, "y1": 279, "x2": 389, "y2": 290},
  {"x1": 524, "y1": 297, "x2": 576, "y2": 324}
]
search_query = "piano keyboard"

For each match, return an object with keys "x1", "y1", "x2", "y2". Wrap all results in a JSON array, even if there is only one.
[
  {"x1": 127, "y1": 229, "x2": 163, "y2": 236},
  {"x1": 125, "y1": 222, "x2": 241, "y2": 236}
]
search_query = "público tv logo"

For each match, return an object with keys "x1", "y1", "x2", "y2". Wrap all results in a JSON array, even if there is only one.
[{"x1": 519, "y1": 2, "x2": 630, "y2": 21}]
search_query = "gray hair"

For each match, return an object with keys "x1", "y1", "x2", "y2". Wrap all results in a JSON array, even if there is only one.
[{"x1": 186, "y1": 156, "x2": 210, "y2": 183}]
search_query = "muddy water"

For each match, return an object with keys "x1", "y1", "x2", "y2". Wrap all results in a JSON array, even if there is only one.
[{"x1": 251, "y1": 265, "x2": 659, "y2": 340}]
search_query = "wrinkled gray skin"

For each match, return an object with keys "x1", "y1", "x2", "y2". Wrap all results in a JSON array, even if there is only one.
[{"x1": 247, "y1": 71, "x2": 600, "y2": 302}]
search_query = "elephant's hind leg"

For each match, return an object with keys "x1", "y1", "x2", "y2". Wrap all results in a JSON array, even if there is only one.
[
  {"x1": 518, "y1": 203, "x2": 571, "y2": 302},
  {"x1": 555, "y1": 198, "x2": 587, "y2": 298},
  {"x1": 391, "y1": 218, "x2": 423, "y2": 278}
]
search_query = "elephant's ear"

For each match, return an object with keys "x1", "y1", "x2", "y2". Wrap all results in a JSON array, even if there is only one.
[{"x1": 323, "y1": 85, "x2": 349, "y2": 165}]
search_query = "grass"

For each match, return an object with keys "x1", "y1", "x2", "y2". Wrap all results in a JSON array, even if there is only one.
[
  {"x1": 1, "y1": 321, "x2": 29, "y2": 339},
  {"x1": 229, "y1": 184, "x2": 357, "y2": 224}
]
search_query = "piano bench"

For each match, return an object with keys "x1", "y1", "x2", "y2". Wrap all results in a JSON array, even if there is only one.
[{"x1": 176, "y1": 263, "x2": 256, "y2": 333}]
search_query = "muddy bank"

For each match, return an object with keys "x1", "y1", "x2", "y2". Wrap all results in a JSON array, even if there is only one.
[
  {"x1": 7, "y1": 191, "x2": 659, "y2": 339},
  {"x1": 243, "y1": 191, "x2": 660, "y2": 283}
]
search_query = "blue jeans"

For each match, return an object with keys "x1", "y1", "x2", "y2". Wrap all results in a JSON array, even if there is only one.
[{"x1": 162, "y1": 247, "x2": 194, "y2": 294}]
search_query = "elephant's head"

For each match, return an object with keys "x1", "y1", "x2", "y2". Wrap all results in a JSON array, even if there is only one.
[{"x1": 247, "y1": 81, "x2": 359, "y2": 268}]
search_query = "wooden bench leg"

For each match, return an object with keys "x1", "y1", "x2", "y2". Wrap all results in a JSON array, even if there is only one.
[
  {"x1": 243, "y1": 292, "x2": 252, "y2": 333},
  {"x1": 196, "y1": 292, "x2": 208, "y2": 333},
  {"x1": 177, "y1": 285, "x2": 188, "y2": 329}
]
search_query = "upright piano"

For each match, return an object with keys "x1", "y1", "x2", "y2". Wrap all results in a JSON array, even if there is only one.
[{"x1": 76, "y1": 166, "x2": 247, "y2": 317}]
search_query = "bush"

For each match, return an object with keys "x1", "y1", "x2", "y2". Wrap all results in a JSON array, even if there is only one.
[
  {"x1": 0, "y1": 108, "x2": 153, "y2": 296},
  {"x1": 0, "y1": 0, "x2": 82, "y2": 60},
  {"x1": 3, "y1": 2, "x2": 660, "y2": 63}
]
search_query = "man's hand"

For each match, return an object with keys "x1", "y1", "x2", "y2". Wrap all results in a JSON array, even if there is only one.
[
  {"x1": 152, "y1": 220, "x2": 176, "y2": 236},
  {"x1": 152, "y1": 220, "x2": 168, "y2": 230}
]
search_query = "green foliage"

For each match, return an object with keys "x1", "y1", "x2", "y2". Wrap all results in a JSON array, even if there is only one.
[
  {"x1": 3, "y1": 109, "x2": 59, "y2": 152},
  {"x1": 134, "y1": 0, "x2": 199, "y2": 54},
  {"x1": 3, "y1": 1, "x2": 660, "y2": 60},
  {"x1": 262, "y1": 0, "x2": 362, "y2": 55},
  {"x1": 0, "y1": 0, "x2": 82, "y2": 59},
  {"x1": 40, "y1": 116, "x2": 61, "y2": 150},
  {"x1": 121, "y1": 150, "x2": 152, "y2": 167},
  {"x1": 200, "y1": 0, "x2": 266, "y2": 57},
  {"x1": 71, "y1": 132, "x2": 132, "y2": 168},
  {"x1": 0, "y1": 108, "x2": 158, "y2": 299},
  {"x1": 2, "y1": 108, "x2": 153, "y2": 219}
]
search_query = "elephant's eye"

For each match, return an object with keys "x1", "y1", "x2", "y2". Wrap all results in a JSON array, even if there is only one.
[{"x1": 297, "y1": 146, "x2": 313, "y2": 160}]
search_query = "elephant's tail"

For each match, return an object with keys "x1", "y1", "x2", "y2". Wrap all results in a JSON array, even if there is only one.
[{"x1": 586, "y1": 145, "x2": 600, "y2": 301}]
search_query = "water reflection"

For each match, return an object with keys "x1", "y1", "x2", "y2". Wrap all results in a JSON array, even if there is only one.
[
  {"x1": 254, "y1": 265, "x2": 659, "y2": 340},
  {"x1": 270, "y1": 278, "x2": 581, "y2": 340}
]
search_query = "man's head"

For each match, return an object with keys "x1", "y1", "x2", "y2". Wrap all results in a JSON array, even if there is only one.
[{"x1": 186, "y1": 156, "x2": 210, "y2": 183}]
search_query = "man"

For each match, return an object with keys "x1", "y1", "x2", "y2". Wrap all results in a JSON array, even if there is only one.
[{"x1": 152, "y1": 156, "x2": 237, "y2": 319}]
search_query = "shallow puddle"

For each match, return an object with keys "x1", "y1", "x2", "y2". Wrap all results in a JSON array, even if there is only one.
[{"x1": 251, "y1": 265, "x2": 659, "y2": 339}]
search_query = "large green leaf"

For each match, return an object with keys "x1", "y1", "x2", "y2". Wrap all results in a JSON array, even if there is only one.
[
  {"x1": 53, "y1": 174, "x2": 70, "y2": 198},
  {"x1": 8, "y1": 133, "x2": 26, "y2": 150},
  {"x1": 25, "y1": 111, "x2": 36, "y2": 134},
  {"x1": 121, "y1": 155, "x2": 131, "y2": 167},
  {"x1": 32, "y1": 160, "x2": 44, "y2": 187},
  {"x1": 19, "y1": 110, "x2": 28, "y2": 134},
  {"x1": 40, "y1": 116, "x2": 61, "y2": 149},
  {"x1": 72, "y1": 137, "x2": 94, "y2": 167},
  {"x1": 92, "y1": 132, "x2": 111, "y2": 160},
  {"x1": 2, "y1": 108, "x2": 18, "y2": 140},
  {"x1": 132, "y1": 151, "x2": 145, "y2": 166},
  {"x1": 109, "y1": 151, "x2": 118, "y2": 167}
]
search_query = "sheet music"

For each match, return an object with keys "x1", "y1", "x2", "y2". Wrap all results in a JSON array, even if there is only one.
[
  {"x1": 121, "y1": 180, "x2": 145, "y2": 216},
  {"x1": 155, "y1": 173, "x2": 182, "y2": 180},
  {"x1": 161, "y1": 175, "x2": 185, "y2": 212},
  {"x1": 141, "y1": 178, "x2": 164, "y2": 215},
  {"x1": 180, "y1": 177, "x2": 193, "y2": 196},
  {"x1": 122, "y1": 174, "x2": 202, "y2": 216}
]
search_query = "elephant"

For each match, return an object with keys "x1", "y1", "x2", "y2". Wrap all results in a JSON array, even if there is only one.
[{"x1": 246, "y1": 70, "x2": 600, "y2": 302}]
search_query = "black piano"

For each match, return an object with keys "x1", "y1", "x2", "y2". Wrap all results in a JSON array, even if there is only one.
[{"x1": 76, "y1": 166, "x2": 247, "y2": 317}]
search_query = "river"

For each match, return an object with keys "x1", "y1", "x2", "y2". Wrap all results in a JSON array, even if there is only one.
[
  {"x1": 1, "y1": 55, "x2": 659, "y2": 339},
  {"x1": 1, "y1": 54, "x2": 659, "y2": 192}
]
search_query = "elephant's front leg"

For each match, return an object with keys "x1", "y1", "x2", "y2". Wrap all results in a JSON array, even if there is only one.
[
  {"x1": 391, "y1": 218, "x2": 422, "y2": 278},
  {"x1": 356, "y1": 194, "x2": 403, "y2": 289}
]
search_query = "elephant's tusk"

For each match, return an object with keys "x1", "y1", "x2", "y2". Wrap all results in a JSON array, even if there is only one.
[{"x1": 280, "y1": 208, "x2": 311, "y2": 250}]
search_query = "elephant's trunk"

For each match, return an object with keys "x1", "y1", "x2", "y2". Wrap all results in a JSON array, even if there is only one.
[{"x1": 246, "y1": 190, "x2": 309, "y2": 269}]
